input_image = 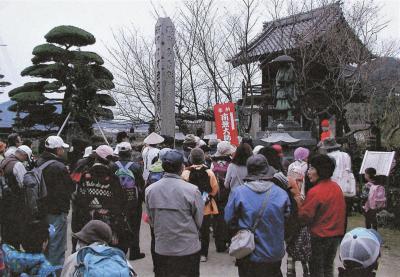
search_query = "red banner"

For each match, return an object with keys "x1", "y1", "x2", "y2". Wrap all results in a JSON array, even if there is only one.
[{"x1": 214, "y1": 102, "x2": 239, "y2": 146}]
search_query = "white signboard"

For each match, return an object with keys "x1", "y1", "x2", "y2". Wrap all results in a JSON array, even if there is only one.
[{"x1": 359, "y1": 151, "x2": 395, "y2": 176}]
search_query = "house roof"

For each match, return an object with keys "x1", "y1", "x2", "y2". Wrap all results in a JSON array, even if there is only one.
[{"x1": 229, "y1": 2, "x2": 345, "y2": 66}]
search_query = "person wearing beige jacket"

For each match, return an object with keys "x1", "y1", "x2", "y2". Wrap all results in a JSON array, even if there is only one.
[{"x1": 182, "y1": 148, "x2": 219, "y2": 262}]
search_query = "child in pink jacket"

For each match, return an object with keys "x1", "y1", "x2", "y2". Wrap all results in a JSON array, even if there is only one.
[{"x1": 363, "y1": 168, "x2": 386, "y2": 230}]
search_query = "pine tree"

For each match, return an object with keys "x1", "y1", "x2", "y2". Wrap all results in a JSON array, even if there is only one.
[{"x1": 8, "y1": 25, "x2": 115, "y2": 136}]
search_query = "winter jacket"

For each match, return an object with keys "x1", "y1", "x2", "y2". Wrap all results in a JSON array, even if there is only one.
[
  {"x1": 182, "y1": 164, "x2": 219, "y2": 215},
  {"x1": 37, "y1": 151, "x2": 74, "y2": 215},
  {"x1": 75, "y1": 163, "x2": 127, "y2": 235},
  {"x1": 0, "y1": 155, "x2": 27, "y2": 223},
  {"x1": 224, "y1": 180, "x2": 291, "y2": 263},
  {"x1": 298, "y1": 179, "x2": 346, "y2": 238},
  {"x1": 1, "y1": 244, "x2": 60, "y2": 276},
  {"x1": 145, "y1": 173, "x2": 204, "y2": 256}
]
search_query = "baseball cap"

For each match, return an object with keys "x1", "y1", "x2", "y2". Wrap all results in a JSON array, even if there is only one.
[
  {"x1": 340, "y1": 227, "x2": 382, "y2": 269},
  {"x1": 159, "y1": 148, "x2": 172, "y2": 161},
  {"x1": 17, "y1": 145, "x2": 33, "y2": 159},
  {"x1": 45, "y1": 136, "x2": 69, "y2": 149},
  {"x1": 114, "y1": 142, "x2": 132, "y2": 155},
  {"x1": 161, "y1": 149, "x2": 184, "y2": 165},
  {"x1": 95, "y1": 145, "x2": 114, "y2": 160}
]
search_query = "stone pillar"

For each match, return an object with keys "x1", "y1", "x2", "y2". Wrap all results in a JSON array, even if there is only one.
[
  {"x1": 251, "y1": 112, "x2": 260, "y2": 139},
  {"x1": 154, "y1": 17, "x2": 176, "y2": 137}
]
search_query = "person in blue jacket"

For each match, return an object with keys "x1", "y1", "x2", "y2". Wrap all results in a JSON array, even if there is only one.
[{"x1": 225, "y1": 154, "x2": 291, "y2": 277}]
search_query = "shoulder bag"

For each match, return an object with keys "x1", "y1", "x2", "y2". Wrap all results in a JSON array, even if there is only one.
[{"x1": 229, "y1": 188, "x2": 272, "y2": 259}]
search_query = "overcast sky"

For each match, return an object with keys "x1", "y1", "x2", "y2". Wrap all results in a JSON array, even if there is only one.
[{"x1": 0, "y1": 0, "x2": 399, "y2": 103}]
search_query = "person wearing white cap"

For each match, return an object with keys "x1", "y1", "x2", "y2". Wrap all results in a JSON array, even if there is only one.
[
  {"x1": 36, "y1": 135, "x2": 74, "y2": 266},
  {"x1": 338, "y1": 227, "x2": 382, "y2": 277},
  {"x1": 0, "y1": 144, "x2": 33, "y2": 249},
  {"x1": 142, "y1": 132, "x2": 164, "y2": 181},
  {"x1": 115, "y1": 141, "x2": 146, "y2": 260}
]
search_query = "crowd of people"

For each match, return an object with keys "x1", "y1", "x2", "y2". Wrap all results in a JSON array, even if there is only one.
[{"x1": 0, "y1": 131, "x2": 387, "y2": 277}]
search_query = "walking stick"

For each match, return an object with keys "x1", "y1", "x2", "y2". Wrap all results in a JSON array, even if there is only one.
[
  {"x1": 57, "y1": 112, "x2": 71, "y2": 136},
  {"x1": 93, "y1": 116, "x2": 110, "y2": 145}
]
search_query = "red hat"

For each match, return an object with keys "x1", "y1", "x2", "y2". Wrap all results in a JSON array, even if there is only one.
[{"x1": 321, "y1": 119, "x2": 330, "y2": 127}]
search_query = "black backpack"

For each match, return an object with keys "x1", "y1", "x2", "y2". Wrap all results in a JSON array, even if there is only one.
[{"x1": 188, "y1": 167, "x2": 212, "y2": 194}]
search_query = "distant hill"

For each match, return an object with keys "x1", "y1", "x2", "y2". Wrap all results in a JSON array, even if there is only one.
[{"x1": 0, "y1": 100, "x2": 16, "y2": 128}]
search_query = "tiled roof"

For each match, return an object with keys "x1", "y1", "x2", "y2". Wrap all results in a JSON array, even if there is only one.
[{"x1": 229, "y1": 2, "x2": 343, "y2": 66}]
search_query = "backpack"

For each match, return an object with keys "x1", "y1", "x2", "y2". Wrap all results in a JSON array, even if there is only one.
[
  {"x1": 212, "y1": 160, "x2": 230, "y2": 205},
  {"x1": 115, "y1": 161, "x2": 139, "y2": 206},
  {"x1": 23, "y1": 160, "x2": 56, "y2": 220},
  {"x1": 372, "y1": 185, "x2": 386, "y2": 210},
  {"x1": 188, "y1": 167, "x2": 212, "y2": 194},
  {"x1": 147, "y1": 171, "x2": 164, "y2": 187},
  {"x1": 74, "y1": 244, "x2": 136, "y2": 277},
  {"x1": 212, "y1": 160, "x2": 229, "y2": 183}
]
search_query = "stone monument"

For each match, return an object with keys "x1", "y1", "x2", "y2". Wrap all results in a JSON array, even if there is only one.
[{"x1": 154, "y1": 17, "x2": 176, "y2": 137}]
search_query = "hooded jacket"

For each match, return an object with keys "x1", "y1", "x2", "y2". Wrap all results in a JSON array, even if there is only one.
[{"x1": 224, "y1": 180, "x2": 291, "y2": 263}]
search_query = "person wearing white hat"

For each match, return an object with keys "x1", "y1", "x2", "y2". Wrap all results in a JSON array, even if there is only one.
[
  {"x1": 142, "y1": 132, "x2": 164, "y2": 181},
  {"x1": 211, "y1": 141, "x2": 235, "y2": 252},
  {"x1": 36, "y1": 135, "x2": 74, "y2": 266},
  {"x1": 115, "y1": 141, "x2": 146, "y2": 261},
  {"x1": 0, "y1": 144, "x2": 33, "y2": 249},
  {"x1": 338, "y1": 227, "x2": 382, "y2": 277}
]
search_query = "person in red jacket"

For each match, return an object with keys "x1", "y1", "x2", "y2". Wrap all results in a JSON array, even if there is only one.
[{"x1": 288, "y1": 154, "x2": 346, "y2": 277}]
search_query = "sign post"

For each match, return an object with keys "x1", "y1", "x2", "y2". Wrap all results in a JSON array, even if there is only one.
[
  {"x1": 359, "y1": 151, "x2": 396, "y2": 176},
  {"x1": 214, "y1": 102, "x2": 239, "y2": 146}
]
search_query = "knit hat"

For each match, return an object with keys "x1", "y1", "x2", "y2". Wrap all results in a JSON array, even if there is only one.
[
  {"x1": 340, "y1": 227, "x2": 382, "y2": 269},
  {"x1": 73, "y1": 220, "x2": 112, "y2": 244},
  {"x1": 189, "y1": 148, "x2": 205, "y2": 164},
  {"x1": 244, "y1": 154, "x2": 277, "y2": 181},
  {"x1": 294, "y1": 147, "x2": 310, "y2": 161},
  {"x1": 214, "y1": 141, "x2": 235, "y2": 157}
]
